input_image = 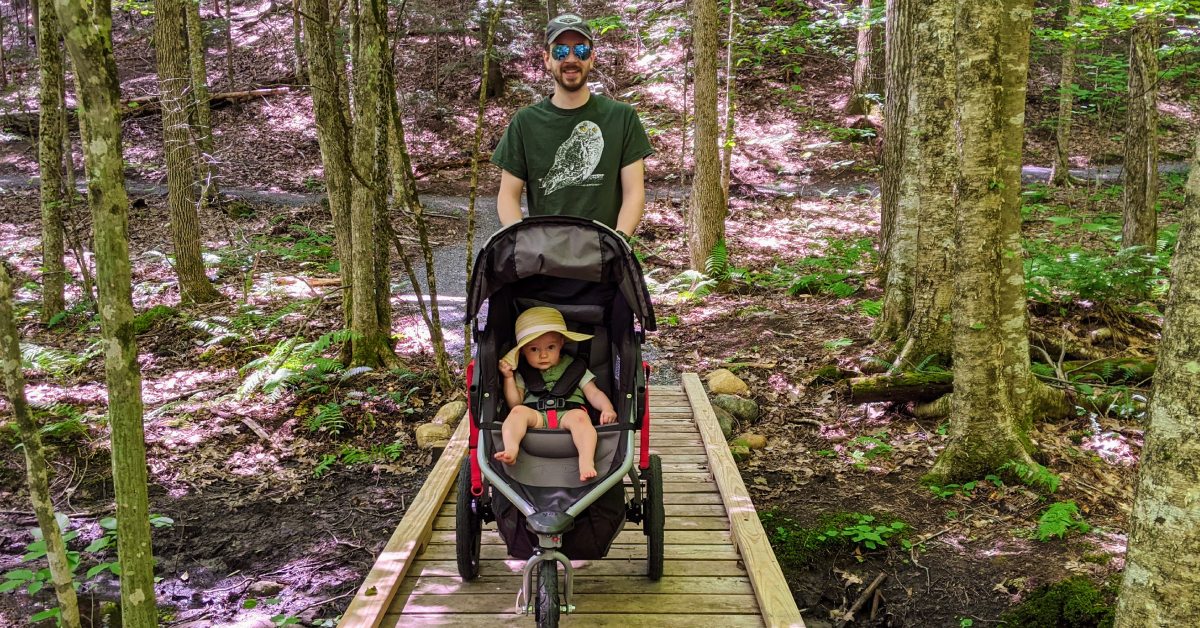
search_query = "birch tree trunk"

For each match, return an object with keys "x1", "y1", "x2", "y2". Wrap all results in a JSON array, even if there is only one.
[
  {"x1": 1, "y1": 263, "x2": 81, "y2": 628},
  {"x1": 1049, "y1": 0, "x2": 1080, "y2": 187},
  {"x1": 874, "y1": 0, "x2": 917, "y2": 342},
  {"x1": 347, "y1": 0, "x2": 396, "y2": 367},
  {"x1": 1114, "y1": 133, "x2": 1200, "y2": 627},
  {"x1": 890, "y1": 0, "x2": 954, "y2": 367},
  {"x1": 184, "y1": 0, "x2": 218, "y2": 201},
  {"x1": 51, "y1": 0, "x2": 157, "y2": 623},
  {"x1": 155, "y1": 0, "x2": 221, "y2": 304},
  {"x1": 302, "y1": 0, "x2": 354, "y2": 338},
  {"x1": 927, "y1": 0, "x2": 1037, "y2": 484},
  {"x1": 687, "y1": 0, "x2": 725, "y2": 272},
  {"x1": 1121, "y1": 16, "x2": 1159, "y2": 250},
  {"x1": 38, "y1": 0, "x2": 67, "y2": 321}
]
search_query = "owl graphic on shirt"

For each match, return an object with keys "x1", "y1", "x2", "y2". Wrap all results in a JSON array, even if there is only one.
[{"x1": 542, "y1": 121, "x2": 604, "y2": 195}]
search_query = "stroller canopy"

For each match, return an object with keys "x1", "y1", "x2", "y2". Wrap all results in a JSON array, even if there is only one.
[{"x1": 465, "y1": 216, "x2": 656, "y2": 332}]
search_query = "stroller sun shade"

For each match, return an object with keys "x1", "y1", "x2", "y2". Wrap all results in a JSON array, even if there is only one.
[{"x1": 465, "y1": 216, "x2": 655, "y2": 333}]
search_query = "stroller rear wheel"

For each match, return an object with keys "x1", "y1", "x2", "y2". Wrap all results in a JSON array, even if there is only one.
[
  {"x1": 644, "y1": 454, "x2": 665, "y2": 580},
  {"x1": 455, "y1": 459, "x2": 481, "y2": 580},
  {"x1": 534, "y1": 560, "x2": 559, "y2": 627}
]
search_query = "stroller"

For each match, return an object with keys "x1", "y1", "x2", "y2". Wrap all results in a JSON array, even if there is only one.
[{"x1": 458, "y1": 216, "x2": 664, "y2": 626}]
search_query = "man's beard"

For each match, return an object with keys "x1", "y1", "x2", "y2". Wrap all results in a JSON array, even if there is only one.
[{"x1": 553, "y1": 64, "x2": 589, "y2": 92}]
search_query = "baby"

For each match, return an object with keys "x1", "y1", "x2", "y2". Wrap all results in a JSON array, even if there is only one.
[{"x1": 496, "y1": 307, "x2": 617, "y2": 481}]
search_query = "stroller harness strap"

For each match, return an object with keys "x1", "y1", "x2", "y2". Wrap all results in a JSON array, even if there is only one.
[{"x1": 517, "y1": 349, "x2": 591, "y2": 430}]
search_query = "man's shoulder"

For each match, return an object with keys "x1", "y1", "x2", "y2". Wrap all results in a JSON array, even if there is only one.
[
  {"x1": 591, "y1": 94, "x2": 637, "y2": 114},
  {"x1": 513, "y1": 97, "x2": 554, "y2": 118}
]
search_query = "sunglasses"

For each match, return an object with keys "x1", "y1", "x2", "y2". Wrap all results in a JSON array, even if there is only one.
[{"x1": 551, "y1": 43, "x2": 593, "y2": 61}]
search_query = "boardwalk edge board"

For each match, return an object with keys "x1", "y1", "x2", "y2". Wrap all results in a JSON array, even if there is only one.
[
  {"x1": 682, "y1": 372, "x2": 807, "y2": 628},
  {"x1": 338, "y1": 415, "x2": 470, "y2": 628}
]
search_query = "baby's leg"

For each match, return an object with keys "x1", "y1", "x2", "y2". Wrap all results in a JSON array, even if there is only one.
[
  {"x1": 561, "y1": 409, "x2": 599, "y2": 481},
  {"x1": 495, "y1": 406, "x2": 540, "y2": 465}
]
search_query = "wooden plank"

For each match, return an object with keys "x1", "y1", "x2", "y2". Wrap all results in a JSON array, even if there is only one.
[
  {"x1": 338, "y1": 417, "x2": 469, "y2": 628},
  {"x1": 427, "y1": 529, "x2": 730, "y2": 546},
  {"x1": 417, "y1": 543, "x2": 740, "y2": 561},
  {"x1": 437, "y1": 503, "x2": 725, "y2": 518},
  {"x1": 407, "y1": 559, "x2": 749, "y2": 578},
  {"x1": 381, "y1": 614, "x2": 764, "y2": 627},
  {"x1": 683, "y1": 373, "x2": 805, "y2": 627},
  {"x1": 440, "y1": 491, "x2": 722, "y2": 507},
  {"x1": 393, "y1": 592, "x2": 761, "y2": 615},
  {"x1": 396, "y1": 575, "x2": 754, "y2": 596},
  {"x1": 432, "y1": 515, "x2": 731, "y2": 531}
]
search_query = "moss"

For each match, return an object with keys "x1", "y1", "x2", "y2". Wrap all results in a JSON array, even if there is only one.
[
  {"x1": 133, "y1": 305, "x2": 177, "y2": 335},
  {"x1": 759, "y1": 509, "x2": 906, "y2": 569},
  {"x1": 1000, "y1": 576, "x2": 1116, "y2": 628}
]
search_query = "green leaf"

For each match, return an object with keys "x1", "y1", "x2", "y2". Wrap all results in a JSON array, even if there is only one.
[
  {"x1": 85, "y1": 537, "x2": 111, "y2": 553},
  {"x1": 30, "y1": 607, "x2": 61, "y2": 622},
  {"x1": 99, "y1": 517, "x2": 117, "y2": 531},
  {"x1": 4, "y1": 569, "x2": 34, "y2": 581},
  {"x1": 86, "y1": 563, "x2": 112, "y2": 579},
  {"x1": 0, "y1": 580, "x2": 24, "y2": 593},
  {"x1": 27, "y1": 580, "x2": 44, "y2": 595},
  {"x1": 243, "y1": 598, "x2": 259, "y2": 609}
]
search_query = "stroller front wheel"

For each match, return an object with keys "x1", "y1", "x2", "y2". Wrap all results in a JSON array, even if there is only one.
[
  {"x1": 455, "y1": 459, "x2": 482, "y2": 580},
  {"x1": 535, "y1": 560, "x2": 559, "y2": 627},
  {"x1": 644, "y1": 454, "x2": 665, "y2": 580}
]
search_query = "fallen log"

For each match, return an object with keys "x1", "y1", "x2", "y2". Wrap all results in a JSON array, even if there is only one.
[
  {"x1": 845, "y1": 357, "x2": 1154, "y2": 405},
  {"x1": 1, "y1": 87, "x2": 292, "y2": 133}
]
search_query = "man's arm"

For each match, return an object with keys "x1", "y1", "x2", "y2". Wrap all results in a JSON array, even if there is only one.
[
  {"x1": 614, "y1": 159, "x2": 646, "y2": 237},
  {"x1": 497, "y1": 170, "x2": 526, "y2": 226}
]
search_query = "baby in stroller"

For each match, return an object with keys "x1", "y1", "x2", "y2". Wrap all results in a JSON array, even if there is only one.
[{"x1": 496, "y1": 306, "x2": 618, "y2": 481}]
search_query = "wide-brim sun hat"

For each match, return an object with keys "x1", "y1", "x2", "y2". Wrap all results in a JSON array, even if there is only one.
[{"x1": 502, "y1": 306, "x2": 594, "y2": 368}]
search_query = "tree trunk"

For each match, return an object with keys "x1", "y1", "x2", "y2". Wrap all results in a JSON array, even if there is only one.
[
  {"x1": 50, "y1": 1, "x2": 157, "y2": 624},
  {"x1": 1121, "y1": 16, "x2": 1159, "y2": 250},
  {"x1": 687, "y1": 0, "x2": 724, "y2": 272},
  {"x1": 1, "y1": 263, "x2": 82, "y2": 628},
  {"x1": 38, "y1": 0, "x2": 67, "y2": 322},
  {"x1": 347, "y1": 0, "x2": 395, "y2": 367},
  {"x1": 844, "y1": 0, "x2": 880, "y2": 116},
  {"x1": 464, "y1": 0, "x2": 502, "y2": 367},
  {"x1": 184, "y1": 0, "x2": 219, "y2": 201},
  {"x1": 1049, "y1": 0, "x2": 1080, "y2": 187},
  {"x1": 874, "y1": 0, "x2": 917, "y2": 341},
  {"x1": 218, "y1": 0, "x2": 233, "y2": 87},
  {"x1": 1114, "y1": 133, "x2": 1200, "y2": 627},
  {"x1": 927, "y1": 0, "x2": 1037, "y2": 484},
  {"x1": 889, "y1": 0, "x2": 955, "y2": 367},
  {"x1": 302, "y1": 0, "x2": 354, "y2": 343},
  {"x1": 720, "y1": 0, "x2": 737, "y2": 201},
  {"x1": 291, "y1": 0, "x2": 304, "y2": 82},
  {"x1": 156, "y1": 0, "x2": 220, "y2": 304}
]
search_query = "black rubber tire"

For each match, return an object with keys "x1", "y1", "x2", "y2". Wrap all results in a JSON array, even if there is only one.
[
  {"x1": 645, "y1": 454, "x2": 665, "y2": 580},
  {"x1": 455, "y1": 459, "x2": 481, "y2": 581},
  {"x1": 535, "y1": 560, "x2": 559, "y2": 627}
]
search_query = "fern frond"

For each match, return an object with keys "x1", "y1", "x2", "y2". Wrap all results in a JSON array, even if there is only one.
[{"x1": 705, "y1": 239, "x2": 730, "y2": 280}]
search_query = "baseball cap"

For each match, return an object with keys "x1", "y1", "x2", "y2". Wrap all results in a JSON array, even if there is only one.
[{"x1": 545, "y1": 13, "x2": 593, "y2": 44}]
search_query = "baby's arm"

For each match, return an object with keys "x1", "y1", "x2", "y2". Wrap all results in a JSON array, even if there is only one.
[
  {"x1": 581, "y1": 381, "x2": 618, "y2": 425},
  {"x1": 499, "y1": 359, "x2": 525, "y2": 409}
]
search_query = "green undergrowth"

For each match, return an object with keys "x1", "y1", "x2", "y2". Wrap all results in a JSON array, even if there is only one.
[
  {"x1": 760, "y1": 509, "x2": 910, "y2": 568},
  {"x1": 999, "y1": 576, "x2": 1116, "y2": 628}
]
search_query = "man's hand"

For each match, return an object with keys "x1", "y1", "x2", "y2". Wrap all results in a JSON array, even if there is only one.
[{"x1": 599, "y1": 408, "x2": 617, "y2": 425}]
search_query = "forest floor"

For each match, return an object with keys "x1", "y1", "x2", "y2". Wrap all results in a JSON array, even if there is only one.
[{"x1": 1, "y1": 2, "x2": 1198, "y2": 626}]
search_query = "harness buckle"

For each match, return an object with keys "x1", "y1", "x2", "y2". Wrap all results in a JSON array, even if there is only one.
[{"x1": 536, "y1": 397, "x2": 568, "y2": 411}]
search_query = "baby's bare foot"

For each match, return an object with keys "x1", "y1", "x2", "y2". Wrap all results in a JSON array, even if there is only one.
[
  {"x1": 579, "y1": 464, "x2": 597, "y2": 482},
  {"x1": 494, "y1": 450, "x2": 518, "y2": 465}
]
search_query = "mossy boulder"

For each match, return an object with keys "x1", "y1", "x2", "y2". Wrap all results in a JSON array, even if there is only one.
[
  {"x1": 133, "y1": 305, "x2": 177, "y2": 334},
  {"x1": 711, "y1": 394, "x2": 759, "y2": 423},
  {"x1": 712, "y1": 405, "x2": 735, "y2": 440},
  {"x1": 1000, "y1": 576, "x2": 1115, "y2": 628}
]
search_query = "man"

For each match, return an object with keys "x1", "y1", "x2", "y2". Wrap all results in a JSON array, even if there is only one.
[{"x1": 491, "y1": 13, "x2": 653, "y2": 237}]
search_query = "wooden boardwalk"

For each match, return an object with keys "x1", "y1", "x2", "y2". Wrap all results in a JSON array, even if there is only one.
[{"x1": 339, "y1": 374, "x2": 804, "y2": 627}]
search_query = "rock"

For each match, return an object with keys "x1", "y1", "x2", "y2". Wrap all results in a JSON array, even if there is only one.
[
  {"x1": 246, "y1": 580, "x2": 285, "y2": 597},
  {"x1": 415, "y1": 423, "x2": 452, "y2": 448},
  {"x1": 707, "y1": 369, "x2": 749, "y2": 395},
  {"x1": 433, "y1": 400, "x2": 467, "y2": 425},
  {"x1": 742, "y1": 433, "x2": 768, "y2": 449},
  {"x1": 730, "y1": 444, "x2": 751, "y2": 461},
  {"x1": 712, "y1": 405, "x2": 735, "y2": 440},
  {"x1": 712, "y1": 394, "x2": 760, "y2": 423}
]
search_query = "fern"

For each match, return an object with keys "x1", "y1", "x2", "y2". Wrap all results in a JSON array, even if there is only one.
[
  {"x1": 238, "y1": 330, "x2": 362, "y2": 399},
  {"x1": 858, "y1": 299, "x2": 882, "y2": 317},
  {"x1": 1036, "y1": 501, "x2": 1090, "y2": 541},
  {"x1": 705, "y1": 239, "x2": 730, "y2": 281},
  {"x1": 1000, "y1": 460, "x2": 1061, "y2": 493},
  {"x1": 20, "y1": 342, "x2": 101, "y2": 378},
  {"x1": 306, "y1": 402, "x2": 348, "y2": 435}
]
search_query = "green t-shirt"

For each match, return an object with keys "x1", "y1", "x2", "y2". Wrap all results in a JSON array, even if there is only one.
[{"x1": 491, "y1": 94, "x2": 654, "y2": 228}]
